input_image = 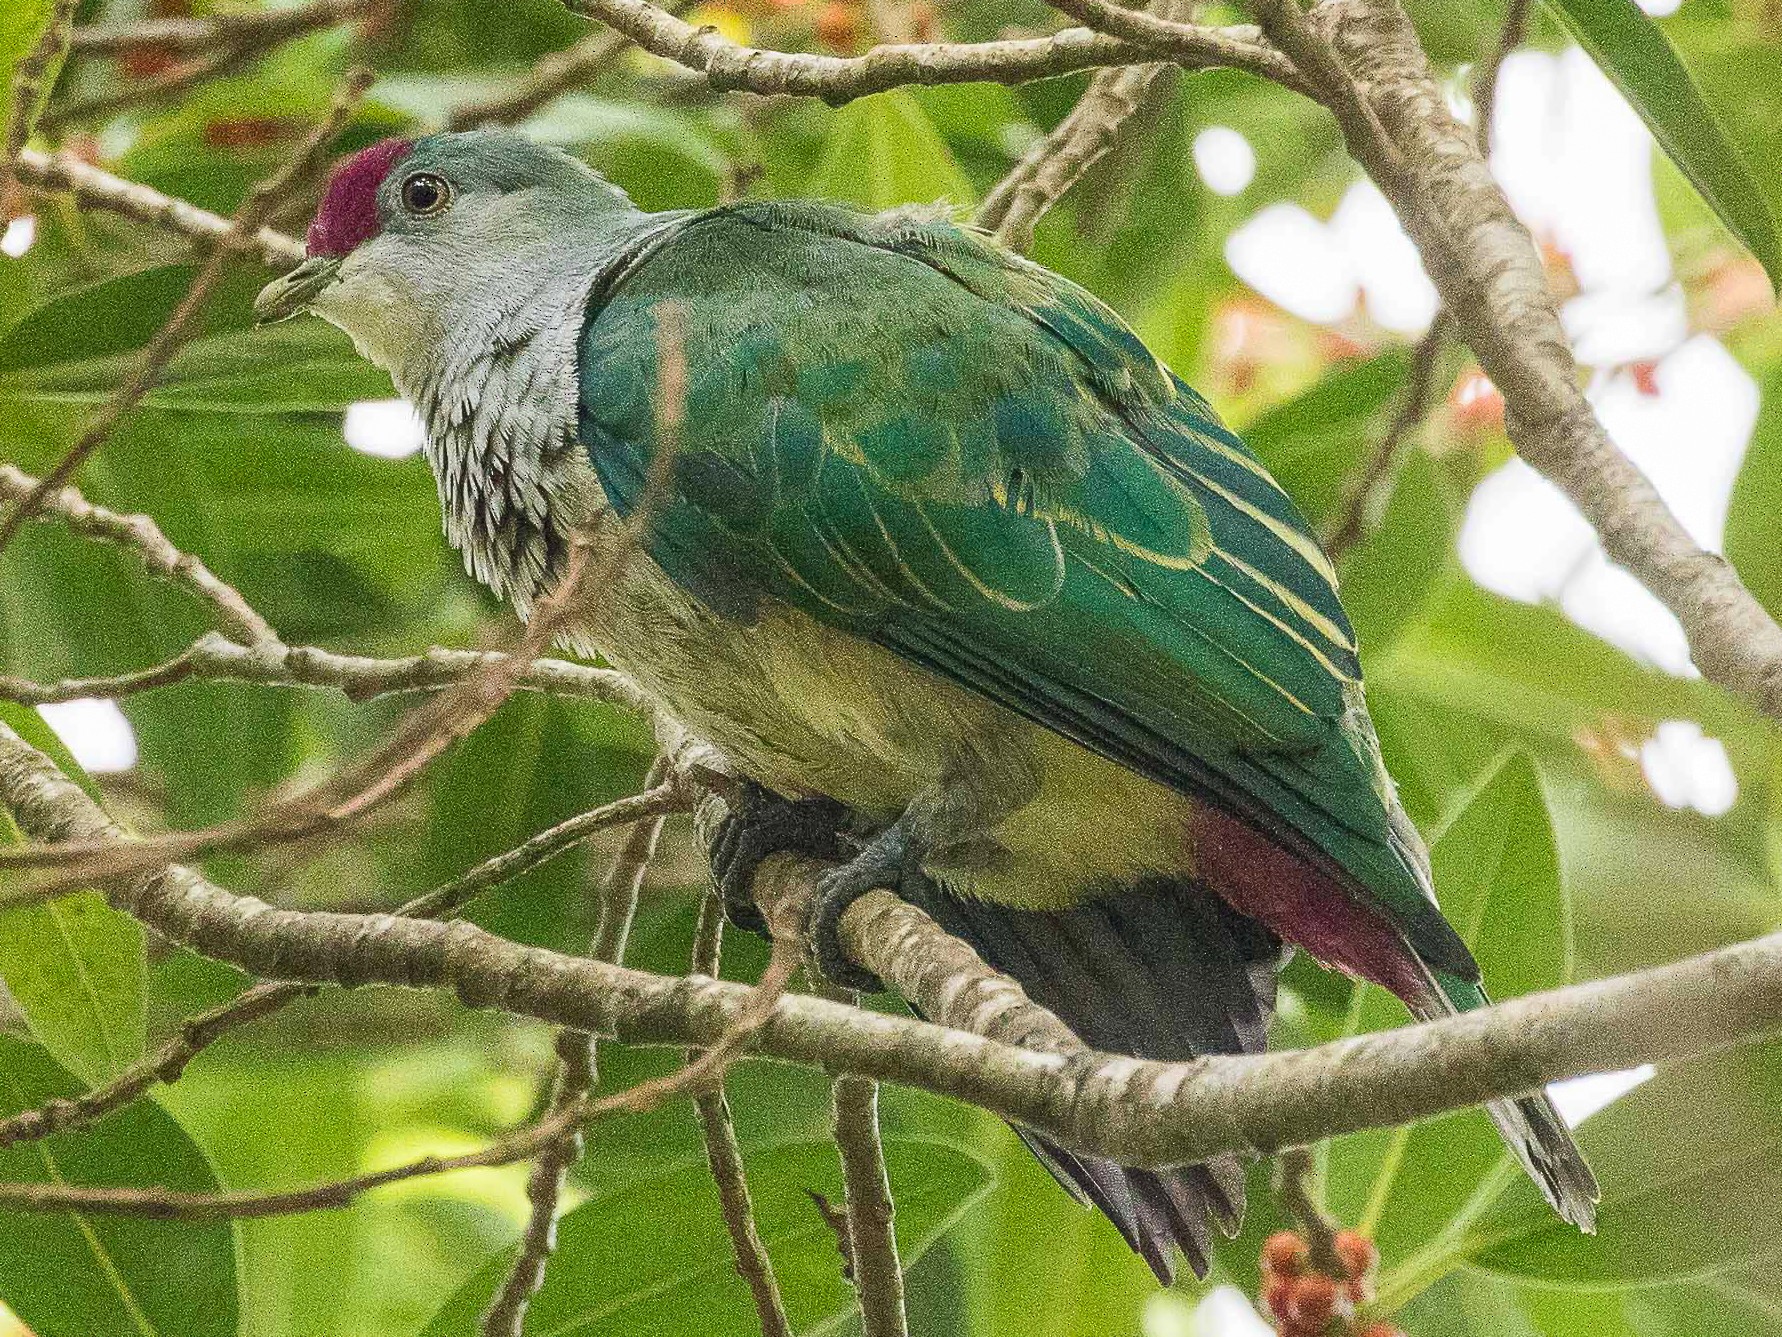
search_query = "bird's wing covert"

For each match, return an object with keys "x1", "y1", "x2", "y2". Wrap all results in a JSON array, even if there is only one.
[{"x1": 577, "y1": 200, "x2": 1466, "y2": 951}]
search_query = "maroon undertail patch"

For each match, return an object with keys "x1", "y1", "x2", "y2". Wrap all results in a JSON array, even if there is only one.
[{"x1": 1187, "y1": 804, "x2": 1428, "y2": 1003}]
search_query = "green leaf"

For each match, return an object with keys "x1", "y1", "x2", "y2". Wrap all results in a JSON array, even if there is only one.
[
  {"x1": 0, "y1": 1037, "x2": 238, "y2": 1337},
  {"x1": 1399, "y1": 1266, "x2": 1782, "y2": 1337},
  {"x1": 0, "y1": 266, "x2": 250, "y2": 376},
  {"x1": 1545, "y1": 0, "x2": 1782, "y2": 289},
  {"x1": 1339, "y1": 447, "x2": 1458, "y2": 661},
  {"x1": 1328, "y1": 751, "x2": 1569, "y2": 1278},
  {"x1": 418, "y1": 1136, "x2": 993, "y2": 1336},
  {"x1": 0, "y1": 704, "x2": 145, "y2": 1085},
  {"x1": 1725, "y1": 362, "x2": 1782, "y2": 623},
  {"x1": 1238, "y1": 347, "x2": 1413, "y2": 531},
  {"x1": 950, "y1": 1124, "x2": 1162, "y2": 1337},
  {"x1": 809, "y1": 89, "x2": 976, "y2": 212},
  {"x1": 1464, "y1": 1035, "x2": 1782, "y2": 1287}
]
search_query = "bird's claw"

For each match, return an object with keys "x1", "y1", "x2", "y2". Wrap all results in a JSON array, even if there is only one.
[
  {"x1": 709, "y1": 782, "x2": 846, "y2": 936},
  {"x1": 808, "y1": 826, "x2": 925, "y2": 994}
]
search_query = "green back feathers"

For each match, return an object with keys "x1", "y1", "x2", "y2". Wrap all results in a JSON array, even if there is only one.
[{"x1": 577, "y1": 200, "x2": 1472, "y2": 974}]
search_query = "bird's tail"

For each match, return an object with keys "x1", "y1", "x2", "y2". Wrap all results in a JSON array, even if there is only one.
[
  {"x1": 905, "y1": 877, "x2": 1287, "y2": 1283},
  {"x1": 1409, "y1": 967, "x2": 1600, "y2": 1232}
]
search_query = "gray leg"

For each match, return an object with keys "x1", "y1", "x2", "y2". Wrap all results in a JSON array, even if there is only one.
[
  {"x1": 808, "y1": 807, "x2": 930, "y2": 993},
  {"x1": 807, "y1": 780, "x2": 1008, "y2": 992}
]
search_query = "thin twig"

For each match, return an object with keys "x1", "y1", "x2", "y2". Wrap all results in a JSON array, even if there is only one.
[
  {"x1": 0, "y1": 533, "x2": 606, "y2": 894},
  {"x1": 11, "y1": 146, "x2": 305, "y2": 266},
  {"x1": 0, "y1": 630, "x2": 646, "y2": 713},
  {"x1": 688, "y1": 888, "x2": 795, "y2": 1337},
  {"x1": 0, "y1": 1111, "x2": 587, "y2": 1219},
  {"x1": 831, "y1": 1070, "x2": 908, "y2": 1337},
  {"x1": 0, "y1": 68, "x2": 373, "y2": 557},
  {"x1": 1, "y1": 0, "x2": 78, "y2": 204},
  {"x1": 1318, "y1": 0, "x2": 1523, "y2": 562},
  {"x1": 1273, "y1": 1146, "x2": 1342, "y2": 1275},
  {"x1": 1321, "y1": 316, "x2": 1447, "y2": 561},
  {"x1": 479, "y1": 756, "x2": 669, "y2": 1335},
  {"x1": 978, "y1": 60, "x2": 1170, "y2": 253},
  {"x1": 442, "y1": 0, "x2": 696, "y2": 130},
  {"x1": 479, "y1": 1030, "x2": 595, "y2": 1337},
  {"x1": 0, "y1": 980, "x2": 307, "y2": 1149},
  {"x1": 68, "y1": 0, "x2": 371, "y2": 55},
  {"x1": 1470, "y1": 0, "x2": 1531, "y2": 156},
  {"x1": 40, "y1": 44, "x2": 260, "y2": 133},
  {"x1": 0, "y1": 781, "x2": 688, "y2": 1146},
  {"x1": 45, "y1": 0, "x2": 375, "y2": 129},
  {"x1": 592, "y1": 756, "x2": 671, "y2": 963},
  {"x1": 0, "y1": 465, "x2": 276, "y2": 646}
]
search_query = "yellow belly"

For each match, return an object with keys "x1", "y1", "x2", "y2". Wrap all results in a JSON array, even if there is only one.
[{"x1": 565, "y1": 552, "x2": 1194, "y2": 909}]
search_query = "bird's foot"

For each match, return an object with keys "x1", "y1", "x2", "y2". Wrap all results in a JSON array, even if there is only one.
[
  {"x1": 808, "y1": 822, "x2": 925, "y2": 994},
  {"x1": 709, "y1": 782, "x2": 847, "y2": 937}
]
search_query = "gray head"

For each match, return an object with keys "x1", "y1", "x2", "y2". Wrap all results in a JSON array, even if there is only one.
[
  {"x1": 258, "y1": 130, "x2": 654, "y2": 609},
  {"x1": 256, "y1": 130, "x2": 641, "y2": 369}
]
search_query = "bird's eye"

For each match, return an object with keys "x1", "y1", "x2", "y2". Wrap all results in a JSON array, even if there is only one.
[{"x1": 399, "y1": 173, "x2": 451, "y2": 217}]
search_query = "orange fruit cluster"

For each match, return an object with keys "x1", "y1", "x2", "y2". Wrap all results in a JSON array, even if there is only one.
[{"x1": 1259, "y1": 1229, "x2": 1403, "y2": 1337}]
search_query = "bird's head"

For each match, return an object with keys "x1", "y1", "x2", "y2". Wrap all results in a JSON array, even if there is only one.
[{"x1": 255, "y1": 129, "x2": 638, "y2": 372}]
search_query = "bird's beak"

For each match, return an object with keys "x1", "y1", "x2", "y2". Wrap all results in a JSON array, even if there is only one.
[{"x1": 254, "y1": 255, "x2": 341, "y2": 325}]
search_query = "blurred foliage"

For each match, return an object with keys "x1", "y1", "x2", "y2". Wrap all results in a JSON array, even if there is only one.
[{"x1": 2, "y1": 0, "x2": 1782, "y2": 1334}]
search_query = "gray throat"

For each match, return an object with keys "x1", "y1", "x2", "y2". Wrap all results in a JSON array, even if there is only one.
[{"x1": 400, "y1": 261, "x2": 602, "y2": 615}]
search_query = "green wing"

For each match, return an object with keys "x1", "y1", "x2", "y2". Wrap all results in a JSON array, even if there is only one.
[{"x1": 578, "y1": 201, "x2": 1471, "y2": 974}]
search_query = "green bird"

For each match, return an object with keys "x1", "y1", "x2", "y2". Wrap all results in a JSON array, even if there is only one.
[{"x1": 258, "y1": 129, "x2": 1598, "y2": 1280}]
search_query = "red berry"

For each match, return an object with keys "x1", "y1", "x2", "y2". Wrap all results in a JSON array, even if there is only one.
[
  {"x1": 1333, "y1": 1228, "x2": 1378, "y2": 1280},
  {"x1": 1262, "y1": 1230, "x2": 1309, "y2": 1278},
  {"x1": 1344, "y1": 1274, "x2": 1373, "y2": 1306},
  {"x1": 1288, "y1": 1274, "x2": 1340, "y2": 1330},
  {"x1": 1629, "y1": 360, "x2": 1661, "y2": 397},
  {"x1": 1262, "y1": 1274, "x2": 1295, "y2": 1321}
]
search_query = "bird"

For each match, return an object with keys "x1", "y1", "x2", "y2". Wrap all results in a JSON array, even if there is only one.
[{"x1": 257, "y1": 128, "x2": 1598, "y2": 1282}]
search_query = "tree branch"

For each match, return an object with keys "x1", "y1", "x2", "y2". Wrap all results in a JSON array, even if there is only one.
[
  {"x1": 1278, "y1": 0, "x2": 1782, "y2": 719},
  {"x1": 6, "y1": 721, "x2": 1776, "y2": 1174},
  {"x1": 11, "y1": 146, "x2": 305, "y2": 266},
  {"x1": 0, "y1": 465, "x2": 277, "y2": 646},
  {"x1": 0, "y1": 780, "x2": 688, "y2": 1148},
  {"x1": 1046, "y1": 0, "x2": 1309, "y2": 92},
  {"x1": 557, "y1": 0, "x2": 1291, "y2": 104}
]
